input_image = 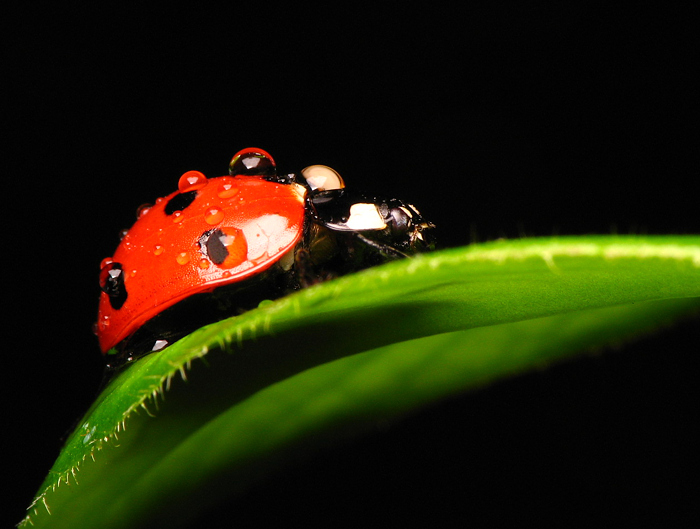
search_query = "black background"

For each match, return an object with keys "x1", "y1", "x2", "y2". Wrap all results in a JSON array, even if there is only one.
[{"x1": 6, "y1": 3, "x2": 699, "y2": 526}]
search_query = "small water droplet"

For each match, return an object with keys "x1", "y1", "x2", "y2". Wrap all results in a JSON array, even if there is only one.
[
  {"x1": 217, "y1": 182, "x2": 240, "y2": 199},
  {"x1": 172, "y1": 211, "x2": 185, "y2": 223},
  {"x1": 82, "y1": 424, "x2": 97, "y2": 444},
  {"x1": 198, "y1": 258, "x2": 210, "y2": 269},
  {"x1": 204, "y1": 207, "x2": 224, "y2": 225},
  {"x1": 129, "y1": 269, "x2": 137, "y2": 277},
  {"x1": 251, "y1": 251, "x2": 271, "y2": 265},
  {"x1": 153, "y1": 245, "x2": 164, "y2": 255},
  {"x1": 136, "y1": 203, "x2": 153, "y2": 218},
  {"x1": 176, "y1": 252, "x2": 190, "y2": 265},
  {"x1": 222, "y1": 271, "x2": 231, "y2": 278},
  {"x1": 152, "y1": 339, "x2": 169, "y2": 351},
  {"x1": 178, "y1": 170, "x2": 208, "y2": 193}
]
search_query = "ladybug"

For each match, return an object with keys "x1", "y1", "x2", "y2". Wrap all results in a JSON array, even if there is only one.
[{"x1": 97, "y1": 148, "x2": 434, "y2": 365}]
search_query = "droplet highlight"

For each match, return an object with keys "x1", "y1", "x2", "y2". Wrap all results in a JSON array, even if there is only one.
[
  {"x1": 136, "y1": 204, "x2": 153, "y2": 218},
  {"x1": 204, "y1": 207, "x2": 224, "y2": 225},
  {"x1": 178, "y1": 170, "x2": 208, "y2": 193},
  {"x1": 217, "y1": 181, "x2": 240, "y2": 199},
  {"x1": 152, "y1": 339, "x2": 169, "y2": 351}
]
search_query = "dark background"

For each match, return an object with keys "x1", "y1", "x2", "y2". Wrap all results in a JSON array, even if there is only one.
[{"x1": 7, "y1": 3, "x2": 699, "y2": 526}]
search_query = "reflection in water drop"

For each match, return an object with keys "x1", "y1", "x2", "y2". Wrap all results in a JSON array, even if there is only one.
[
  {"x1": 136, "y1": 204, "x2": 152, "y2": 218},
  {"x1": 205, "y1": 207, "x2": 225, "y2": 225},
  {"x1": 217, "y1": 181, "x2": 239, "y2": 199},
  {"x1": 178, "y1": 170, "x2": 208, "y2": 193}
]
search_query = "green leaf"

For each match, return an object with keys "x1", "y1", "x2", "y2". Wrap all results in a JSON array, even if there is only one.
[{"x1": 20, "y1": 235, "x2": 700, "y2": 528}]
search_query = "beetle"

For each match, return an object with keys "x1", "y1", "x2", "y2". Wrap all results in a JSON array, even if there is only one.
[{"x1": 96, "y1": 148, "x2": 434, "y2": 365}]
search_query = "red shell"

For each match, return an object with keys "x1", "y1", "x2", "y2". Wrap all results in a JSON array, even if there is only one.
[{"x1": 96, "y1": 174, "x2": 306, "y2": 353}]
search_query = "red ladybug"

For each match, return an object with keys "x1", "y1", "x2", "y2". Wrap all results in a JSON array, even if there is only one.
[{"x1": 97, "y1": 148, "x2": 434, "y2": 365}]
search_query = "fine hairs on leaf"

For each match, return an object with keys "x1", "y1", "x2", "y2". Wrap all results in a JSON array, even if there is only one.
[{"x1": 20, "y1": 236, "x2": 700, "y2": 529}]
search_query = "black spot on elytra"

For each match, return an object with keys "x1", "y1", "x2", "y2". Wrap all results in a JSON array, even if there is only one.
[
  {"x1": 198, "y1": 229, "x2": 228, "y2": 265},
  {"x1": 99, "y1": 262, "x2": 128, "y2": 310},
  {"x1": 165, "y1": 191, "x2": 197, "y2": 215}
]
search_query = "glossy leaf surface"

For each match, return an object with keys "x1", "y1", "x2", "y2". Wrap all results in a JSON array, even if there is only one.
[{"x1": 20, "y1": 236, "x2": 700, "y2": 528}]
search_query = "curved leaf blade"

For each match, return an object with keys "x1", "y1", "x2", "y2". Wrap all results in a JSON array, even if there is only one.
[{"x1": 21, "y1": 235, "x2": 700, "y2": 528}]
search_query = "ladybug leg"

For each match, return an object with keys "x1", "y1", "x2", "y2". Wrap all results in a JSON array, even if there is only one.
[
  {"x1": 354, "y1": 232, "x2": 410, "y2": 259},
  {"x1": 294, "y1": 247, "x2": 334, "y2": 287},
  {"x1": 293, "y1": 248, "x2": 314, "y2": 287}
]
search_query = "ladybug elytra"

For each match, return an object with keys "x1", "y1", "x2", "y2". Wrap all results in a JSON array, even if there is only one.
[{"x1": 97, "y1": 148, "x2": 434, "y2": 365}]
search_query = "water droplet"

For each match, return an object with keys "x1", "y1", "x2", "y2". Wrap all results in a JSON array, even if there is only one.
[
  {"x1": 100, "y1": 257, "x2": 113, "y2": 269},
  {"x1": 251, "y1": 251, "x2": 271, "y2": 265},
  {"x1": 172, "y1": 211, "x2": 185, "y2": 223},
  {"x1": 136, "y1": 203, "x2": 153, "y2": 218},
  {"x1": 217, "y1": 181, "x2": 240, "y2": 199},
  {"x1": 200, "y1": 227, "x2": 248, "y2": 269},
  {"x1": 198, "y1": 258, "x2": 210, "y2": 269},
  {"x1": 99, "y1": 262, "x2": 127, "y2": 309},
  {"x1": 129, "y1": 269, "x2": 137, "y2": 277},
  {"x1": 229, "y1": 148, "x2": 276, "y2": 177},
  {"x1": 152, "y1": 339, "x2": 169, "y2": 351},
  {"x1": 176, "y1": 252, "x2": 190, "y2": 265},
  {"x1": 153, "y1": 245, "x2": 164, "y2": 255},
  {"x1": 222, "y1": 271, "x2": 231, "y2": 278},
  {"x1": 82, "y1": 424, "x2": 97, "y2": 444},
  {"x1": 204, "y1": 207, "x2": 224, "y2": 225},
  {"x1": 178, "y1": 170, "x2": 208, "y2": 193}
]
